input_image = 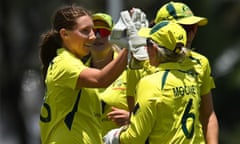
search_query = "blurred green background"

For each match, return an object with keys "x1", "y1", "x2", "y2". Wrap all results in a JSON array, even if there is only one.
[{"x1": 0, "y1": 0, "x2": 240, "y2": 143}]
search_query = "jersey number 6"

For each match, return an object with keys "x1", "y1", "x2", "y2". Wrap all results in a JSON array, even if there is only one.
[{"x1": 181, "y1": 98, "x2": 195, "y2": 139}]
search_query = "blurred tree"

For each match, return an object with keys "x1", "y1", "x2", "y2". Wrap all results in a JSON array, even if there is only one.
[{"x1": 0, "y1": 0, "x2": 28, "y2": 143}]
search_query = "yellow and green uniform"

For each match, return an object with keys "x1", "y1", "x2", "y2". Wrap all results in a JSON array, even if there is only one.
[
  {"x1": 186, "y1": 51, "x2": 215, "y2": 95},
  {"x1": 181, "y1": 51, "x2": 216, "y2": 141},
  {"x1": 120, "y1": 61, "x2": 204, "y2": 144},
  {"x1": 127, "y1": 60, "x2": 158, "y2": 99},
  {"x1": 126, "y1": 51, "x2": 215, "y2": 114},
  {"x1": 39, "y1": 48, "x2": 103, "y2": 144},
  {"x1": 85, "y1": 51, "x2": 128, "y2": 135},
  {"x1": 100, "y1": 70, "x2": 128, "y2": 135},
  {"x1": 127, "y1": 51, "x2": 215, "y2": 99},
  {"x1": 124, "y1": 51, "x2": 215, "y2": 143}
]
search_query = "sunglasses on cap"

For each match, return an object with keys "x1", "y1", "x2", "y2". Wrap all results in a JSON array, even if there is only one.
[{"x1": 93, "y1": 28, "x2": 111, "y2": 38}]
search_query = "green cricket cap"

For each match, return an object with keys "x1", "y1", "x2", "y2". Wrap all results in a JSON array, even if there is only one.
[
  {"x1": 138, "y1": 21, "x2": 187, "y2": 51},
  {"x1": 92, "y1": 13, "x2": 113, "y2": 31},
  {"x1": 154, "y1": 1, "x2": 208, "y2": 26}
]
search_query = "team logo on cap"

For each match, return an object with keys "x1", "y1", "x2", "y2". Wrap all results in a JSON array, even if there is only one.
[
  {"x1": 182, "y1": 5, "x2": 193, "y2": 17},
  {"x1": 178, "y1": 34, "x2": 184, "y2": 40}
]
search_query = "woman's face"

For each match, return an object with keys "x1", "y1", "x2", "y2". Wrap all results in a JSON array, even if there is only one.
[
  {"x1": 90, "y1": 21, "x2": 112, "y2": 56},
  {"x1": 91, "y1": 35, "x2": 111, "y2": 55},
  {"x1": 181, "y1": 24, "x2": 198, "y2": 49},
  {"x1": 62, "y1": 15, "x2": 96, "y2": 58}
]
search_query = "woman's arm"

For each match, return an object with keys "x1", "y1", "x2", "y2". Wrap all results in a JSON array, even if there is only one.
[
  {"x1": 200, "y1": 92, "x2": 219, "y2": 144},
  {"x1": 76, "y1": 48, "x2": 128, "y2": 88}
]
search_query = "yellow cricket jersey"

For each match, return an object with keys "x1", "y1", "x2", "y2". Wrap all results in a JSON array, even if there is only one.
[
  {"x1": 120, "y1": 61, "x2": 205, "y2": 144},
  {"x1": 126, "y1": 60, "x2": 158, "y2": 98},
  {"x1": 188, "y1": 51, "x2": 215, "y2": 95},
  {"x1": 85, "y1": 52, "x2": 128, "y2": 135},
  {"x1": 100, "y1": 69, "x2": 128, "y2": 135},
  {"x1": 127, "y1": 51, "x2": 215, "y2": 98},
  {"x1": 39, "y1": 48, "x2": 103, "y2": 144}
]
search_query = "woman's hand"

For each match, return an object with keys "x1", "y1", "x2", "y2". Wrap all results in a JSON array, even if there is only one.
[{"x1": 107, "y1": 107, "x2": 130, "y2": 126}]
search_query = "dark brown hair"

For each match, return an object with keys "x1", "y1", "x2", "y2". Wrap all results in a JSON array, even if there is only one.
[{"x1": 39, "y1": 5, "x2": 91, "y2": 80}]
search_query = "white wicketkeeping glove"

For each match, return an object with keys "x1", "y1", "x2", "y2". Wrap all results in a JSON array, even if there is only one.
[
  {"x1": 110, "y1": 9, "x2": 149, "y2": 62},
  {"x1": 103, "y1": 128, "x2": 122, "y2": 144},
  {"x1": 131, "y1": 8, "x2": 149, "y2": 31},
  {"x1": 109, "y1": 11, "x2": 128, "y2": 49},
  {"x1": 110, "y1": 8, "x2": 149, "y2": 50},
  {"x1": 120, "y1": 10, "x2": 148, "y2": 61}
]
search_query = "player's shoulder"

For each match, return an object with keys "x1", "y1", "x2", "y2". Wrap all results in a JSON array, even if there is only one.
[
  {"x1": 140, "y1": 69, "x2": 166, "y2": 84},
  {"x1": 189, "y1": 51, "x2": 210, "y2": 66},
  {"x1": 139, "y1": 72, "x2": 157, "y2": 83},
  {"x1": 190, "y1": 51, "x2": 208, "y2": 60}
]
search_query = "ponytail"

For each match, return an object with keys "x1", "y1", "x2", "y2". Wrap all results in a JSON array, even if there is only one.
[
  {"x1": 157, "y1": 46, "x2": 190, "y2": 63},
  {"x1": 39, "y1": 30, "x2": 61, "y2": 80}
]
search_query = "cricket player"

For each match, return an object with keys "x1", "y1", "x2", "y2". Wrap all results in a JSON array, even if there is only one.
[
  {"x1": 104, "y1": 21, "x2": 206, "y2": 144},
  {"x1": 152, "y1": 2, "x2": 219, "y2": 143}
]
